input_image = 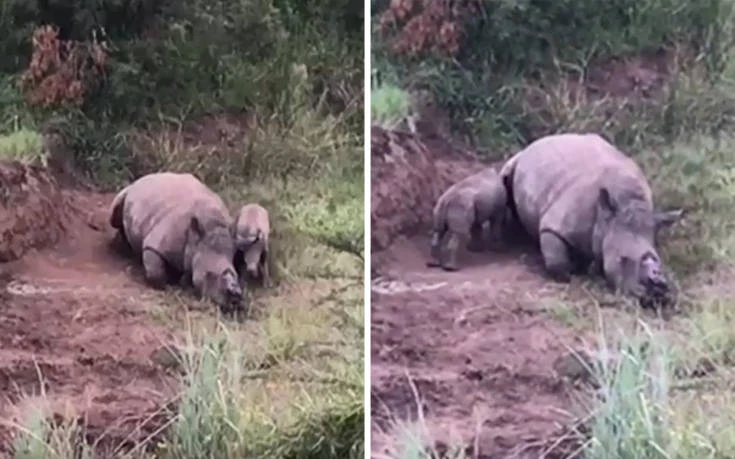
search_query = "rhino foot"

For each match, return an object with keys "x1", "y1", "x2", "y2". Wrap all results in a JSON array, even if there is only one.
[
  {"x1": 540, "y1": 232, "x2": 574, "y2": 283},
  {"x1": 426, "y1": 258, "x2": 443, "y2": 268},
  {"x1": 142, "y1": 249, "x2": 169, "y2": 289},
  {"x1": 441, "y1": 263, "x2": 459, "y2": 272}
]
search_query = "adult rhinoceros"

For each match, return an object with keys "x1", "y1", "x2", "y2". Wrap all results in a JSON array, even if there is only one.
[{"x1": 499, "y1": 133, "x2": 683, "y2": 304}]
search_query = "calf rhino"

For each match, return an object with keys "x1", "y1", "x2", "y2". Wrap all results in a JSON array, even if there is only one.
[
  {"x1": 233, "y1": 203, "x2": 271, "y2": 288},
  {"x1": 500, "y1": 133, "x2": 683, "y2": 305},
  {"x1": 109, "y1": 172, "x2": 243, "y2": 311},
  {"x1": 427, "y1": 167, "x2": 508, "y2": 271}
]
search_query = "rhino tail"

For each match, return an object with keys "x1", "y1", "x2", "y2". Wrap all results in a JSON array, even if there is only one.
[{"x1": 109, "y1": 186, "x2": 128, "y2": 230}]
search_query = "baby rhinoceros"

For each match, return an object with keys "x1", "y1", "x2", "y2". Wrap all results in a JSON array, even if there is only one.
[
  {"x1": 234, "y1": 203, "x2": 271, "y2": 288},
  {"x1": 500, "y1": 133, "x2": 684, "y2": 307},
  {"x1": 109, "y1": 172, "x2": 243, "y2": 312},
  {"x1": 427, "y1": 167, "x2": 508, "y2": 271}
]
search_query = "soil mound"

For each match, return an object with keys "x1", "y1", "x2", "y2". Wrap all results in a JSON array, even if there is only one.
[{"x1": 0, "y1": 162, "x2": 71, "y2": 262}]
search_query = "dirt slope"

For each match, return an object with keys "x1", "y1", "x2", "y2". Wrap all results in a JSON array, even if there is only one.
[
  {"x1": 370, "y1": 127, "x2": 585, "y2": 458},
  {"x1": 0, "y1": 163, "x2": 175, "y2": 454}
]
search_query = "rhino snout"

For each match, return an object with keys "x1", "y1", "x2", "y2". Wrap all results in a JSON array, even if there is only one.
[
  {"x1": 640, "y1": 254, "x2": 668, "y2": 294},
  {"x1": 226, "y1": 279, "x2": 243, "y2": 303}
]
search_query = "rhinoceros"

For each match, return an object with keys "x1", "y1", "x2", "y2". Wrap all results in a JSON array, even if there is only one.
[
  {"x1": 499, "y1": 133, "x2": 683, "y2": 304},
  {"x1": 427, "y1": 167, "x2": 508, "y2": 271},
  {"x1": 233, "y1": 203, "x2": 271, "y2": 288},
  {"x1": 109, "y1": 172, "x2": 243, "y2": 311}
]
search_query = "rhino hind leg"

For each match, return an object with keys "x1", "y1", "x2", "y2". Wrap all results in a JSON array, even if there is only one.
[
  {"x1": 483, "y1": 216, "x2": 504, "y2": 249},
  {"x1": 442, "y1": 231, "x2": 466, "y2": 272},
  {"x1": 539, "y1": 231, "x2": 574, "y2": 283},
  {"x1": 427, "y1": 228, "x2": 446, "y2": 268},
  {"x1": 142, "y1": 248, "x2": 169, "y2": 289},
  {"x1": 466, "y1": 222, "x2": 485, "y2": 252}
]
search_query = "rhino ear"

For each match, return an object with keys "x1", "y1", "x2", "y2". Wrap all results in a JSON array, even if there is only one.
[
  {"x1": 598, "y1": 187, "x2": 617, "y2": 216},
  {"x1": 654, "y1": 209, "x2": 684, "y2": 231},
  {"x1": 189, "y1": 216, "x2": 205, "y2": 239}
]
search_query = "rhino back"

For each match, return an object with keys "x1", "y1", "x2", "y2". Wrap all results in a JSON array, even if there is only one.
[
  {"x1": 435, "y1": 168, "x2": 495, "y2": 218},
  {"x1": 474, "y1": 175, "x2": 507, "y2": 220},
  {"x1": 122, "y1": 173, "x2": 231, "y2": 270},
  {"x1": 511, "y1": 133, "x2": 651, "y2": 256}
]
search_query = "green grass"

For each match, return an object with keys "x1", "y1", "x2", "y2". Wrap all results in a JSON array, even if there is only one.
[
  {"x1": 371, "y1": 83, "x2": 411, "y2": 130},
  {"x1": 0, "y1": 128, "x2": 46, "y2": 166}
]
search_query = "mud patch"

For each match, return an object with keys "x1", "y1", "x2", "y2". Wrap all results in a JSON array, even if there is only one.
[
  {"x1": 370, "y1": 128, "x2": 586, "y2": 457},
  {"x1": 371, "y1": 235, "x2": 587, "y2": 458},
  {"x1": 0, "y1": 187, "x2": 177, "y2": 454}
]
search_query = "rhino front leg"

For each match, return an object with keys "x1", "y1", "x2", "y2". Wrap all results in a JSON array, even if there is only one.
[
  {"x1": 261, "y1": 253, "x2": 272, "y2": 288},
  {"x1": 466, "y1": 221, "x2": 485, "y2": 252},
  {"x1": 142, "y1": 248, "x2": 169, "y2": 289},
  {"x1": 539, "y1": 231, "x2": 573, "y2": 283},
  {"x1": 427, "y1": 230, "x2": 445, "y2": 268}
]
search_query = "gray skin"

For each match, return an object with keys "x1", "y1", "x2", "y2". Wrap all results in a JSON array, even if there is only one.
[
  {"x1": 499, "y1": 133, "x2": 683, "y2": 304},
  {"x1": 233, "y1": 203, "x2": 271, "y2": 288},
  {"x1": 427, "y1": 167, "x2": 508, "y2": 271},
  {"x1": 109, "y1": 172, "x2": 243, "y2": 311}
]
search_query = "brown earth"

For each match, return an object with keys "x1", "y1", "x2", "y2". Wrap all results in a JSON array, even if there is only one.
[
  {"x1": 370, "y1": 127, "x2": 594, "y2": 458},
  {"x1": 0, "y1": 162, "x2": 177, "y2": 455}
]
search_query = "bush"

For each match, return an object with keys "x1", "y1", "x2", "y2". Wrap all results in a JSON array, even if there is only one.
[{"x1": 372, "y1": 0, "x2": 735, "y2": 153}]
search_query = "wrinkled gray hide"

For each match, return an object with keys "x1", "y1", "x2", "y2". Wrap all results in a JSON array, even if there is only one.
[
  {"x1": 427, "y1": 167, "x2": 508, "y2": 271},
  {"x1": 500, "y1": 133, "x2": 683, "y2": 304},
  {"x1": 109, "y1": 172, "x2": 243, "y2": 311},
  {"x1": 234, "y1": 203, "x2": 271, "y2": 288}
]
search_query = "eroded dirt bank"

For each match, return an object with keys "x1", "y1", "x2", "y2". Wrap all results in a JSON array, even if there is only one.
[
  {"x1": 0, "y1": 162, "x2": 176, "y2": 453},
  {"x1": 370, "y1": 127, "x2": 585, "y2": 458}
]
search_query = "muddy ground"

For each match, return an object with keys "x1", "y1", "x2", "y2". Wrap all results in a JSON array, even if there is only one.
[
  {"x1": 370, "y1": 127, "x2": 597, "y2": 458},
  {"x1": 0, "y1": 162, "x2": 176, "y2": 454}
]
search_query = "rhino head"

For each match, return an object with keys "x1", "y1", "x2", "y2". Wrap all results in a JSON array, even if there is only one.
[
  {"x1": 593, "y1": 187, "x2": 683, "y2": 306},
  {"x1": 186, "y1": 216, "x2": 243, "y2": 311}
]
